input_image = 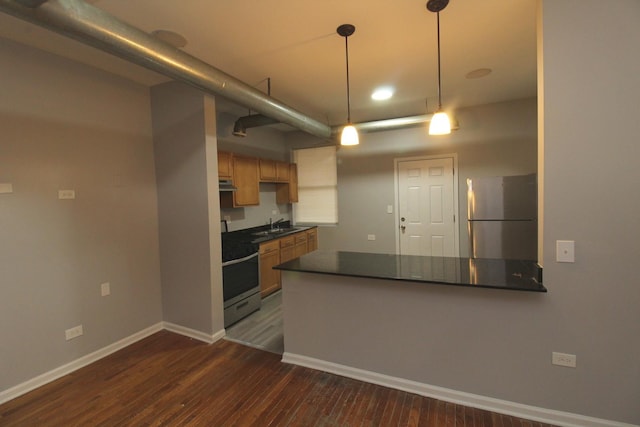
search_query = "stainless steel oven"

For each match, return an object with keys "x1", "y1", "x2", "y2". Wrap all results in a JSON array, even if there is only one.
[{"x1": 222, "y1": 236, "x2": 261, "y2": 328}]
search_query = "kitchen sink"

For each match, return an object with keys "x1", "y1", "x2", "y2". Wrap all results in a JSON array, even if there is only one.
[{"x1": 251, "y1": 227, "x2": 301, "y2": 237}]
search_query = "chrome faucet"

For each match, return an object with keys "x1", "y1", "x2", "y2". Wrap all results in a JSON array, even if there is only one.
[{"x1": 270, "y1": 218, "x2": 285, "y2": 230}]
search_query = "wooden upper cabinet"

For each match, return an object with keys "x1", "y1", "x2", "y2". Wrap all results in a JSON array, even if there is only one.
[
  {"x1": 276, "y1": 163, "x2": 298, "y2": 204},
  {"x1": 260, "y1": 159, "x2": 291, "y2": 183},
  {"x1": 218, "y1": 151, "x2": 233, "y2": 179},
  {"x1": 276, "y1": 162, "x2": 290, "y2": 182},
  {"x1": 259, "y1": 159, "x2": 277, "y2": 181},
  {"x1": 221, "y1": 155, "x2": 259, "y2": 207}
]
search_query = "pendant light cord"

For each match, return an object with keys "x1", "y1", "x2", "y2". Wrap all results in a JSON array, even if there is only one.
[
  {"x1": 344, "y1": 36, "x2": 352, "y2": 124},
  {"x1": 436, "y1": 11, "x2": 442, "y2": 110}
]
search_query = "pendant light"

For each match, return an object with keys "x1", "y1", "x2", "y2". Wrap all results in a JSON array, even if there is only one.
[
  {"x1": 337, "y1": 24, "x2": 359, "y2": 146},
  {"x1": 427, "y1": 0, "x2": 451, "y2": 135}
]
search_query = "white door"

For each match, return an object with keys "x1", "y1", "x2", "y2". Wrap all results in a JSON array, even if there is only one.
[{"x1": 397, "y1": 157, "x2": 457, "y2": 257}]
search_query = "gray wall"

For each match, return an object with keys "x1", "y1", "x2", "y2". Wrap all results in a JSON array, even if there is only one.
[
  {"x1": 150, "y1": 82, "x2": 224, "y2": 335},
  {"x1": 0, "y1": 38, "x2": 162, "y2": 391},
  {"x1": 283, "y1": 1, "x2": 640, "y2": 424},
  {"x1": 289, "y1": 98, "x2": 537, "y2": 257}
]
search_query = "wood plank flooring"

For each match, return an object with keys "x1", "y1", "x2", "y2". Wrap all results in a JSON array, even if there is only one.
[
  {"x1": 0, "y1": 330, "x2": 557, "y2": 426},
  {"x1": 226, "y1": 290, "x2": 283, "y2": 354}
]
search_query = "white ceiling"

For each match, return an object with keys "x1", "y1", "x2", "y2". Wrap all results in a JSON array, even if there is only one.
[{"x1": 0, "y1": 0, "x2": 538, "y2": 126}]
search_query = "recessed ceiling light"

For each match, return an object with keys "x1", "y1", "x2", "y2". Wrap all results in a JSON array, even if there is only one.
[
  {"x1": 151, "y1": 29, "x2": 188, "y2": 48},
  {"x1": 371, "y1": 87, "x2": 394, "y2": 101},
  {"x1": 465, "y1": 68, "x2": 492, "y2": 79}
]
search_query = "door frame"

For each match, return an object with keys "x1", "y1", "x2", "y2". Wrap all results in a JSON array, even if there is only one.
[{"x1": 393, "y1": 153, "x2": 460, "y2": 257}]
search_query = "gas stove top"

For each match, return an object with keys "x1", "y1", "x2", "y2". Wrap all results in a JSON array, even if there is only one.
[{"x1": 221, "y1": 233, "x2": 259, "y2": 263}]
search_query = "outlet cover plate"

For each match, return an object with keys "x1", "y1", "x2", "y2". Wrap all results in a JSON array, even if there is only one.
[
  {"x1": 552, "y1": 351, "x2": 576, "y2": 368},
  {"x1": 101, "y1": 282, "x2": 111, "y2": 296},
  {"x1": 58, "y1": 189, "x2": 76, "y2": 200},
  {"x1": 556, "y1": 240, "x2": 575, "y2": 263},
  {"x1": 65, "y1": 325, "x2": 84, "y2": 341}
]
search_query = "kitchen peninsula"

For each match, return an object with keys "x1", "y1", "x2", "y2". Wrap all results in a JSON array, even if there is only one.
[
  {"x1": 276, "y1": 250, "x2": 548, "y2": 414},
  {"x1": 275, "y1": 250, "x2": 545, "y2": 292}
]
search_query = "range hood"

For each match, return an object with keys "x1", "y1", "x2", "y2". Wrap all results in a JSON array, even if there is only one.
[{"x1": 219, "y1": 180, "x2": 237, "y2": 192}]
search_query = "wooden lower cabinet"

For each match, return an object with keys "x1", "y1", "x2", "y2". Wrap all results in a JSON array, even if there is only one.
[
  {"x1": 258, "y1": 227, "x2": 318, "y2": 298},
  {"x1": 306, "y1": 228, "x2": 318, "y2": 252},
  {"x1": 293, "y1": 232, "x2": 307, "y2": 258},
  {"x1": 259, "y1": 240, "x2": 280, "y2": 297},
  {"x1": 279, "y1": 235, "x2": 295, "y2": 264}
]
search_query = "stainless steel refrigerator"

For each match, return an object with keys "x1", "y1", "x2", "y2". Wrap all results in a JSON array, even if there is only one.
[{"x1": 467, "y1": 174, "x2": 537, "y2": 260}]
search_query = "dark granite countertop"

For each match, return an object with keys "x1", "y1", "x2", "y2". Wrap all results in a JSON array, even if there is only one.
[{"x1": 275, "y1": 250, "x2": 546, "y2": 292}]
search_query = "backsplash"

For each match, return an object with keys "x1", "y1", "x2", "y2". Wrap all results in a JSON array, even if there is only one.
[{"x1": 220, "y1": 182, "x2": 292, "y2": 232}]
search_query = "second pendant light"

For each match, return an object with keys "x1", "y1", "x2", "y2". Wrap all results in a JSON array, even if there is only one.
[{"x1": 337, "y1": 24, "x2": 359, "y2": 146}]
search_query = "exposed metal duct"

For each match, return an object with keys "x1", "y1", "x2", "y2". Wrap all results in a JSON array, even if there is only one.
[
  {"x1": 330, "y1": 114, "x2": 457, "y2": 137},
  {"x1": 232, "y1": 114, "x2": 279, "y2": 137},
  {"x1": 1, "y1": 0, "x2": 452, "y2": 140},
  {"x1": 0, "y1": 0, "x2": 332, "y2": 139}
]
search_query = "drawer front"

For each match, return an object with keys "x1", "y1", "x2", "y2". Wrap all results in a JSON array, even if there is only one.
[
  {"x1": 294, "y1": 233, "x2": 307, "y2": 244},
  {"x1": 279, "y1": 235, "x2": 295, "y2": 248},
  {"x1": 260, "y1": 239, "x2": 280, "y2": 254}
]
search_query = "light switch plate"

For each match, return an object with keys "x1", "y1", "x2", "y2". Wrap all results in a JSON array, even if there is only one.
[
  {"x1": 0, "y1": 183, "x2": 13, "y2": 194},
  {"x1": 58, "y1": 189, "x2": 76, "y2": 199},
  {"x1": 101, "y1": 282, "x2": 111, "y2": 297},
  {"x1": 386, "y1": 205, "x2": 393, "y2": 214},
  {"x1": 556, "y1": 240, "x2": 575, "y2": 263}
]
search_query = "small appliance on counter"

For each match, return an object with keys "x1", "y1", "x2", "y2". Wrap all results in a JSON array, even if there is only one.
[{"x1": 467, "y1": 173, "x2": 537, "y2": 260}]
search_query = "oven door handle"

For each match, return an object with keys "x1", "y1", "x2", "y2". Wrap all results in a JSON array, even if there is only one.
[{"x1": 222, "y1": 251, "x2": 259, "y2": 267}]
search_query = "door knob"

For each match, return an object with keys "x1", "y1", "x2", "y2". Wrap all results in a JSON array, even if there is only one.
[{"x1": 400, "y1": 225, "x2": 406, "y2": 231}]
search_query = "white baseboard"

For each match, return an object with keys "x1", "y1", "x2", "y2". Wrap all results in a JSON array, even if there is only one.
[
  {"x1": 0, "y1": 322, "x2": 226, "y2": 406},
  {"x1": 162, "y1": 321, "x2": 225, "y2": 344},
  {"x1": 0, "y1": 323, "x2": 163, "y2": 405},
  {"x1": 282, "y1": 352, "x2": 636, "y2": 427}
]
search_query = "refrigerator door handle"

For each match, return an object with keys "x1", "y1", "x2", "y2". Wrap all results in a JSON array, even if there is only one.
[{"x1": 468, "y1": 221, "x2": 475, "y2": 258}]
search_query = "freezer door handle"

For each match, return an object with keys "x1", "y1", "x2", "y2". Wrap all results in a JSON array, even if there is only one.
[{"x1": 468, "y1": 221, "x2": 475, "y2": 258}]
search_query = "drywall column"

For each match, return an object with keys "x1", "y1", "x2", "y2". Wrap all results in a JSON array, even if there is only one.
[{"x1": 150, "y1": 81, "x2": 224, "y2": 338}]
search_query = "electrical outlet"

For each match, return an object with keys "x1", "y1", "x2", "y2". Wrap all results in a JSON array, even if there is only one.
[
  {"x1": 58, "y1": 189, "x2": 76, "y2": 200},
  {"x1": 65, "y1": 325, "x2": 83, "y2": 341},
  {"x1": 556, "y1": 240, "x2": 575, "y2": 263},
  {"x1": 367, "y1": 234, "x2": 376, "y2": 241},
  {"x1": 223, "y1": 215, "x2": 231, "y2": 222},
  {"x1": 101, "y1": 282, "x2": 111, "y2": 296},
  {"x1": 552, "y1": 352, "x2": 576, "y2": 368}
]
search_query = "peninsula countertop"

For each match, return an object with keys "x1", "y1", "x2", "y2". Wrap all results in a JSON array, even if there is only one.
[{"x1": 275, "y1": 250, "x2": 546, "y2": 292}]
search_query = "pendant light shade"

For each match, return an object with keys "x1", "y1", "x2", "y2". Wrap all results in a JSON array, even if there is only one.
[
  {"x1": 427, "y1": 0, "x2": 451, "y2": 136},
  {"x1": 341, "y1": 124, "x2": 359, "y2": 146},
  {"x1": 429, "y1": 111, "x2": 451, "y2": 135},
  {"x1": 337, "y1": 24, "x2": 359, "y2": 146}
]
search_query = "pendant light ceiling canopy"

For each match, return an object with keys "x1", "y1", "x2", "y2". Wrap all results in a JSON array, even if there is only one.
[
  {"x1": 427, "y1": 0, "x2": 452, "y2": 136},
  {"x1": 337, "y1": 24, "x2": 359, "y2": 146}
]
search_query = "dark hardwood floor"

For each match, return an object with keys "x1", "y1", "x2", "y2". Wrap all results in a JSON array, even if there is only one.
[{"x1": 0, "y1": 331, "x2": 557, "y2": 426}]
